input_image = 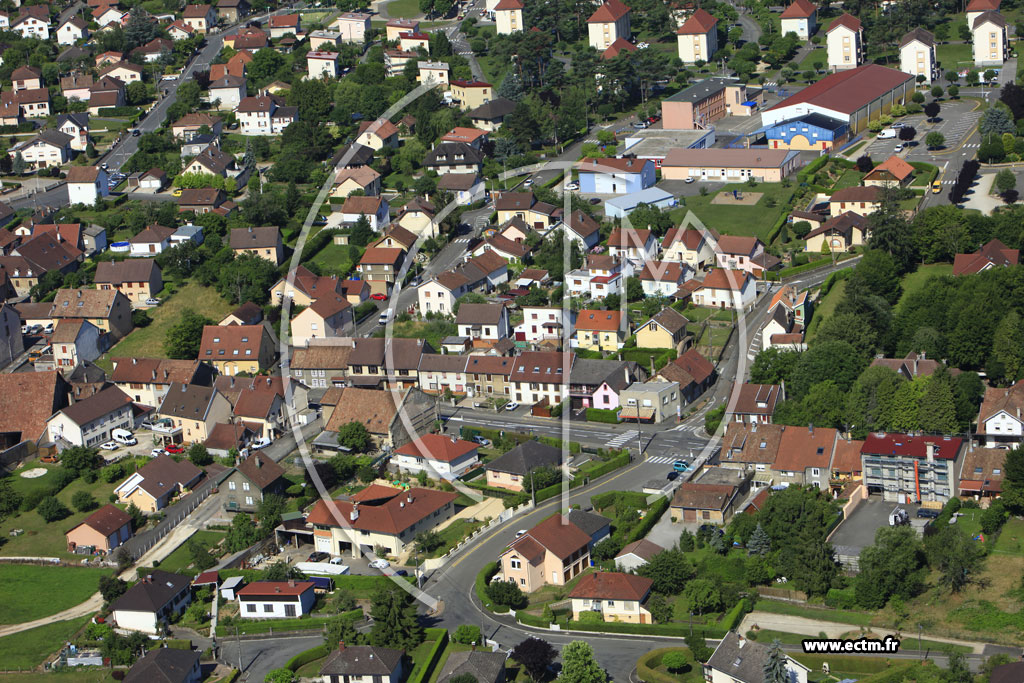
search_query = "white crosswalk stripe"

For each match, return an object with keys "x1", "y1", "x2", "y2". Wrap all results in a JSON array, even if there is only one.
[
  {"x1": 607, "y1": 430, "x2": 638, "y2": 447},
  {"x1": 645, "y1": 455, "x2": 679, "y2": 464}
]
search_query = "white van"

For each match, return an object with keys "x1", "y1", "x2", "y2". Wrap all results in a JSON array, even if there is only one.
[
  {"x1": 378, "y1": 309, "x2": 392, "y2": 325},
  {"x1": 877, "y1": 128, "x2": 897, "y2": 139},
  {"x1": 112, "y1": 429, "x2": 137, "y2": 446}
]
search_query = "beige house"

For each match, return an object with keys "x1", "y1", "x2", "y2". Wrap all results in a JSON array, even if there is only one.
[
  {"x1": 290, "y1": 294, "x2": 353, "y2": 346},
  {"x1": 65, "y1": 504, "x2": 133, "y2": 554},
  {"x1": 94, "y1": 259, "x2": 163, "y2": 304},
  {"x1": 676, "y1": 9, "x2": 717, "y2": 64},
  {"x1": 306, "y1": 51, "x2": 339, "y2": 79},
  {"x1": 899, "y1": 28, "x2": 937, "y2": 82},
  {"x1": 662, "y1": 148, "x2": 801, "y2": 183},
  {"x1": 115, "y1": 455, "x2": 204, "y2": 513},
  {"x1": 309, "y1": 29, "x2": 342, "y2": 50},
  {"x1": 199, "y1": 324, "x2": 276, "y2": 376},
  {"x1": 828, "y1": 185, "x2": 883, "y2": 216},
  {"x1": 662, "y1": 227, "x2": 715, "y2": 271},
  {"x1": 450, "y1": 80, "x2": 493, "y2": 111},
  {"x1": 779, "y1": 0, "x2": 817, "y2": 39},
  {"x1": 803, "y1": 211, "x2": 869, "y2": 253},
  {"x1": 636, "y1": 307, "x2": 690, "y2": 351},
  {"x1": 355, "y1": 119, "x2": 399, "y2": 151},
  {"x1": 394, "y1": 198, "x2": 437, "y2": 237},
  {"x1": 384, "y1": 18, "x2": 419, "y2": 41},
  {"x1": 587, "y1": 0, "x2": 631, "y2": 51},
  {"x1": 494, "y1": 0, "x2": 523, "y2": 34},
  {"x1": 156, "y1": 383, "x2": 232, "y2": 444},
  {"x1": 418, "y1": 61, "x2": 451, "y2": 87},
  {"x1": 182, "y1": 4, "x2": 217, "y2": 34},
  {"x1": 330, "y1": 12, "x2": 370, "y2": 42},
  {"x1": 230, "y1": 226, "x2": 283, "y2": 265},
  {"x1": 826, "y1": 13, "x2": 863, "y2": 71},
  {"x1": 498, "y1": 515, "x2": 591, "y2": 592},
  {"x1": 485, "y1": 440, "x2": 562, "y2": 491},
  {"x1": 972, "y1": 11, "x2": 1008, "y2": 66},
  {"x1": 568, "y1": 572, "x2": 653, "y2": 623},
  {"x1": 306, "y1": 485, "x2": 457, "y2": 558},
  {"x1": 110, "y1": 357, "x2": 203, "y2": 407},
  {"x1": 331, "y1": 167, "x2": 381, "y2": 198},
  {"x1": 465, "y1": 354, "x2": 514, "y2": 400},
  {"x1": 50, "y1": 288, "x2": 133, "y2": 340}
]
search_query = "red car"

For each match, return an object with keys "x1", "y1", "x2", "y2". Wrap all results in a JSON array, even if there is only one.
[
  {"x1": 370, "y1": 293, "x2": 387, "y2": 301},
  {"x1": 164, "y1": 444, "x2": 185, "y2": 454}
]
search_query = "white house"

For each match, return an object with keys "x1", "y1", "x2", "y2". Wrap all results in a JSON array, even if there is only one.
[
  {"x1": 509, "y1": 351, "x2": 572, "y2": 407},
  {"x1": 109, "y1": 570, "x2": 192, "y2": 635},
  {"x1": 607, "y1": 228, "x2": 657, "y2": 263},
  {"x1": 706, "y1": 632, "x2": 810, "y2": 683},
  {"x1": 977, "y1": 381, "x2": 1024, "y2": 448},
  {"x1": 615, "y1": 539, "x2": 664, "y2": 572},
  {"x1": 341, "y1": 196, "x2": 390, "y2": 231},
  {"x1": 57, "y1": 113, "x2": 89, "y2": 151},
  {"x1": 392, "y1": 434, "x2": 480, "y2": 478},
  {"x1": 779, "y1": 0, "x2": 817, "y2": 40},
  {"x1": 66, "y1": 165, "x2": 108, "y2": 205},
  {"x1": 236, "y1": 581, "x2": 316, "y2": 619},
  {"x1": 515, "y1": 306, "x2": 574, "y2": 344},
  {"x1": 676, "y1": 9, "x2": 718, "y2": 64},
  {"x1": 46, "y1": 386, "x2": 133, "y2": 448},
  {"x1": 57, "y1": 17, "x2": 88, "y2": 45},
  {"x1": 972, "y1": 11, "x2": 1008, "y2": 66},
  {"x1": 587, "y1": 0, "x2": 631, "y2": 52},
  {"x1": 236, "y1": 95, "x2": 297, "y2": 136},
  {"x1": 455, "y1": 303, "x2": 511, "y2": 342},
  {"x1": 692, "y1": 269, "x2": 756, "y2": 311},
  {"x1": 638, "y1": 261, "x2": 690, "y2": 297},
  {"x1": 899, "y1": 28, "x2": 938, "y2": 83},
  {"x1": 826, "y1": 13, "x2": 863, "y2": 71}
]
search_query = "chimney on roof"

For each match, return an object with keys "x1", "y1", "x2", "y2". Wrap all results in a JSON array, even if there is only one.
[
  {"x1": 132, "y1": 358, "x2": 136, "y2": 365},
  {"x1": 275, "y1": 586, "x2": 281, "y2": 593},
  {"x1": 350, "y1": 505, "x2": 359, "y2": 521},
  {"x1": 338, "y1": 641, "x2": 345, "y2": 651},
  {"x1": 407, "y1": 492, "x2": 413, "y2": 504},
  {"x1": 809, "y1": 423, "x2": 814, "y2": 435},
  {"x1": 152, "y1": 370, "x2": 156, "y2": 380},
  {"x1": 288, "y1": 579, "x2": 295, "y2": 587},
  {"x1": 181, "y1": 384, "x2": 186, "y2": 392}
]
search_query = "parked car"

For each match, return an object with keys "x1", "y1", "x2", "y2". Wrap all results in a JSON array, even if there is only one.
[
  {"x1": 916, "y1": 508, "x2": 940, "y2": 519},
  {"x1": 472, "y1": 435, "x2": 491, "y2": 446},
  {"x1": 370, "y1": 293, "x2": 387, "y2": 301},
  {"x1": 112, "y1": 429, "x2": 136, "y2": 446},
  {"x1": 515, "y1": 529, "x2": 527, "y2": 537},
  {"x1": 395, "y1": 569, "x2": 409, "y2": 576},
  {"x1": 99, "y1": 442, "x2": 119, "y2": 451},
  {"x1": 369, "y1": 559, "x2": 389, "y2": 570},
  {"x1": 666, "y1": 470, "x2": 679, "y2": 481},
  {"x1": 504, "y1": 401, "x2": 519, "y2": 411},
  {"x1": 894, "y1": 144, "x2": 904, "y2": 153},
  {"x1": 631, "y1": 121, "x2": 649, "y2": 129},
  {"x1": 145, "y1": 298, "x2": 161, "y2": 306},
  {"x1": 684, "y1": 177, "x2": 696, "y2": 184},
  {"x1": 172, "y1": 188, "x2": 183, "y2": 197},
  {"x1": 564, "y1": 181, "x2": 580, "y2": 191},
  {"x1": 164, "y1": 444, "x2": 185, "y2": 454},
  {"x1": 673, "y1": 459, "x2": 689, "y2": 472},
  {"x1": 647, "y1": 115, "x2": 661, "y2": 123},
  {"x1": 131, "y1": 129, "x2": 141, "y2": 137},
  {"x1": 523, "y1": 177, "x2": 534, "y2": 187},
  {"x1": 150, "y1": 448, "x2": 167, "y2": 457},
  {"x1": 308, "y1": 551, "x2": 330, "y2": 562},
  {"x1": 251, "y1": 437, "x2": 271, "y2": 449}
]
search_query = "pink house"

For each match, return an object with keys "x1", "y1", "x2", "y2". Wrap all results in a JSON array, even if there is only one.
[{"x1": 569, "y1": 358, "x2": 640, "y2": 412}]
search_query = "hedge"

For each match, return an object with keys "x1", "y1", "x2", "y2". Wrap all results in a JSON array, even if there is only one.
[
  {"x1": 567, "y1": 620, "x2": 700, "y2": 637},
  {"x1": 234, "y1": 615, "x2": 332, "y2": 635},
  {"x1": 636, "y1": 648, "x2": 694, "y2": 683},
  {"x1": 165, "y1": 639, "x2": 192, "y2": 650},
  {"x1": 825, "y1": 587, "x2": 858, "y2": 609},
  {"x1": 720, "y1": 597, "x2": 753, "y2": 633},
  {"x1": 909, "y1": 161, "x2": 939, "y2": 186},
  {"x1": 797, "y1": 155, "x2": 830, "y2": 183},
  {"x1": 586, "y1": 407, "x2": 620, "y2": 424},
  {"x1": 539, "y1": 436, "x2": 582, "y2": 454},
  {"x1": 97, "y1": 106, "x2": 141, "y2": 118},
  {"x1": 580, "y1": 452, "x2": 630, "y2": 479},
  {"x1": 620, "y1": 347, "x2": 676, "y2": 369},
  {"x1": 286, "y1": 644, "x2": 328, "y2": 672},
  {"x1": 625, "y1": 495, "x2": 669, "y2": 544},
  {"x1": 300, "y1": 226, "x2": 343, "y2": 262},
  {"x1": 516, "y1": 611, "x2": 552, "y2": 628},
  {"x1": 465, "y1": 479, "x2": 527, "y2": 500},
  {"x1": 222, "y1": 669, "x2": 241, "y2": 683},
  {"x1": 475, "y1": 561, "x2": 500, "y2": 612},
  {"x1": 406, "y1": 628, "x2": 449, "y2": 683},
  {"x1": 765, "y1": 210, "x2": 790, "y2": 245},
  {"x1": 354, "y1": 300, "x2": 377, "y2": 321},
  {"x1": 461, "y1": 466, "x2": 486, "y2": 481}
]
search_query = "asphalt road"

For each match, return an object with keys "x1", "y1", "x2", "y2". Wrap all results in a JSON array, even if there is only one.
[{"x1": 218, "y1": 633, "x2": 323, "y2": 682}]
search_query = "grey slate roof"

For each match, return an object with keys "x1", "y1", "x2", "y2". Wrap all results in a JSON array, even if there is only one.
[
  {"x1": 109, "y1": 570, "x2": 190, "y2": 614},
  {"x1": 707, "y1": 631, "x2": 806, "y2": 683},
  {"x1": 569, "y1": 358, "x2": 635, "y2": 391},
  {"x1": 486, "y1": 440, "x2": 562, "y2": 476},
  {"x1": 124, "y1": 647, "x2": 200, "y2": 683},
  {"x1": 320, "y1": 645, "x2": 404, "y2": 676},
  {"x1": 436, "y1": 650, "x2": 507, "y2": 683},
  {"x1": 566, "y1": 509, "x2": 612, "y2": 538}
]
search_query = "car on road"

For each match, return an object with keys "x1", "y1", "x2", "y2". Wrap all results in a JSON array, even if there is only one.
[
  {"x1": 370, "y1": 292, "x2": 387, "y2": 301},
  {"x1": 395, "y1": 569, "x2": 409, "y2": 576},
  {"x1": 504, "y1": 401, "x2": 519, "y2": 411},
  {"x1": 409, "y1": 275, "x2": 422, "y2": 287},
  {"x1": 916, "y1": 508, "x2": 940, "y2": 519},
  {"x1": 99, "y1": 442, "x2": 119, "y2": 451},
  {"x1": 666, "y1": 470, "x2": 679, "y2": 481},
  {"x1": 631, "y1": 121, "x2": 649, "y2": 128},
  {"x1": 145, "y1": 298, "x2": 161, "y2": 306},
  {"x1": 150, "y1": 448, "x2": 167, "y2": 457},
  {"x1": 647, "y1": 115, "x2": 660, "y2": 124},
  {"x1": 894, "y1": 144, "x2": 904, "y2": 153},
  {"x1": 164, "y1": 444, "x2": 185, "y2": 454},
  {"x1": 100, "y1": 162, "x2": 109, "y2": 170},
  {"x1": 890, "y1": 122, "x2": 906, "y2": 128},
  {"x1": 515, "y1": 529, "x2": 527, "y2": 537},
  {"x1": 684, "y1": 177, "x2": 696, "y2": 184},
  {"x1": 522, "y1": 177, "x2": 534, "y2": 187},
  {"x1": 673, "y1": 459, "x2": 689, "y2": 472},
  {"x1": 369, "y1": 559, "x2": 389, "y2": 570},
  {"x1": 932, "y1": 180, "x2": 942, "y2": 194},
  {"x1": 131, "y1": 129, "x2": 140, "y2": 137}
]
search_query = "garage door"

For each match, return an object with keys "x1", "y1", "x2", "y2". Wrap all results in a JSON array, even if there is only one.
[{"x1": 683, "y1": 508, "x2": 697, "y2": 522}]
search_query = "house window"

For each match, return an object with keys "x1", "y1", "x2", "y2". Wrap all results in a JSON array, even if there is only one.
[
  {"x1": 243, "y1": 482, "x2": 250, "y2": 491},
  {"x1": 229, "y1": 481, "x2": 236, "y2": 490},
  {"x1": 284, "y1": 604, "x2": 296, "y2": 617},
  {"x1": 510, "y1": 558, "x2": 521, "y2": 569},
  {"x1": 245, "y1": 496, "x2": 254, "y2": 505},
  {"x1": 246, "y1": 603, "x2": 256, "y2": 612},
  {"x1": 264, "y1": 604, "x2": 273, "y2": 612}
]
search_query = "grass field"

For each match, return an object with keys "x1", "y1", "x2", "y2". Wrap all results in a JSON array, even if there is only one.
[
  {"x1": 747, "y1": 628, "x2": 970, "y2": 653},
  {"x1": 754, "y1": 598, "x2": 876, "y2": 626},
  {"x1": 992, "y1": 517, "x2": 1024, "y2": 556},
  {"x1": 372, "y1": 319, "x2": 456, "y2": 350},
  {"x1": 156, "y1": 529, "x2": 226, "y2": 574},
  {"x1": 936, "y1": 42, "x2": 974, "y2": 71},
  {"x1": 798, "y1": 48, "x2": 827, "y2": 71},
  {"x1": 0, "y1": 617, "x2": 91, "y2": 670},
  {"x1": 386, "y1": 0, "x2": 421, "y2": 17},
  {"x1": 424, "y1": 519, "x2": 484, "y2": 559},
  {"x1": 669, "y1": 182, "x2": 794, "y2": 240},
  {"x1": 806, "y1": 279, "x2": 846, "y2": 342},
  {"x1": 308, "y1": 241, "x2": 360, "y2": 278},
  {"x1": 0, "y1": 472, "x2": 135, "y2": 559},
  {"x1": 895, "y1": 263, "x2": 953, "y2": 311},
  {"x1": 0, "y1": 565, "x2": 109, "y2": 624},
  {"x1": 0, "y1": 672, "x2": 111, "y2": 683},
  {"x1": 95, "y1": 282, "x2": 234, "y2": 372}
]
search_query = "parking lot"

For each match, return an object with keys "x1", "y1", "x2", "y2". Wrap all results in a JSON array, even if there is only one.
[{"x1": 830, "y1": 497, "x2": 932, "y2": 558}]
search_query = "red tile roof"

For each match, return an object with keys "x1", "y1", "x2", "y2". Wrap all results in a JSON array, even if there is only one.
[
  {"x1": 831, "y1": 438, "x2": 864, "y2": 474},
  {"x1": 568, "y1": 571, "x2": 653, "y2": 601},
  {"x1": 516, "y1": 514, "x2": 590, "y2": 560},
  {"x1": 70, "y1": 503, "x2": 131, "y2": 537},
  {"x1": 672, "y1": 482, "x2": 736, "y2": 510},
  {"x1": 953, "y1": 238, "x2": 1019, "y2": 275},
  {"x1": 237, "y1": 581, "x2": 314, "y2": 597},
  {"x1": 699, "y1": 269, "x2": 751, "y2": 291},
  {"x1": 780, "y1": 0, "x2": 816, "y2": 18},
  {"x1": 494, "y1": 0, "x2": 524, "y2": 9},
  {"x1": 967, "y1": 0, "x2": 1000, "y2": 11},
  {"x1": 773, "y1": 425, "x2": 837, "y2": 473},
  {"x1": 767, "y1": 64, "x2": 913, "y2": 116},
  {"x1": 827, "y1": 12, "x2": 861, "y2": 32},
  {"x1": 677, "y1": 8, "x2": 717, "y2": 33},
  {"x1": 866, "y1": 155, "x2": 914, "y2": 182},
  {"x1": 395, "y1": 434, "x2": 478, "y2": 462},
  {"x1": 861, "y1": 433, "x2": 962, "y2": 460},
  {"x1": 588, "y1": 0, "x2": 630, "y2": 22},
  {"x1": 602, "y1": 37, "x2": 637, "y2": 59},
  {"x1": 305, "y1": 486, "x2": 457, "y2": 535},
  {"x1": 575, "y1": 309, "x2": 622, "y2": 332}
]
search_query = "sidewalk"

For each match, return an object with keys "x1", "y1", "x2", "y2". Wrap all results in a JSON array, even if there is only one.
[
  {"x1": 737, "y1": 610, "x2": 987, "y2": 654},
  {"x1": 963, "y1": 173, "x2": 1000, "y2": 215}
]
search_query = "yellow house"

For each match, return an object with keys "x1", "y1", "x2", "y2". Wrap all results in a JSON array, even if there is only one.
[
  {"x1": 804, "y1": 211, "x2": 869, "y2": 253},
  {"x1": 587, "y1": 0, "x2": 631, "y2": 51},
  {"x1": 199, "y1": 324, "x2": 276, "y2": 376},
  {"x1": 156, "y1": 383, "x2": 232, "y2": 444},
  {"x1": 575, "y1": 309, "x2": 625, "y2": 353},
  {"x1": 114, "y1": 455, "x2": 204, "y2": 513},
  {"x1": 270, "y1": 265, "x2": 343, "y2": 308},
  {"x1": 450, "y1": 80, "x2": 493, "y2": 111},
  {"x1": 568, "y1": 572, "x2": 653, "y2": 623},
  {"x1": 636, "y1": 307, "x2": 690, "y2": 351},
  {"x1": 498, "y1": 515, "x2": 591, "y2": 592},
  {"x1": 331, "y1": 167, "x2": 382, "y2": 198},
  {"x1": 494, "y1": 0, "x2": 523, "y2": 34}
]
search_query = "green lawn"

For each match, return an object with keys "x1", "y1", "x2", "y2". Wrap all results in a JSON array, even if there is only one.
[
  {"x1": 424, "y1": 519, "x2": 485, "y2": 559},
  {"x1": 308, "y1": 241, "x2": 360, "y2": 278},
  {"x1": 936, "y1": 42, "x2": 973, "y2": 71},
  {"x1": 748, "y1": 628, "x2": 970, "y2": 653},
  {"x1": 0, "y1": 617, "x2": 91, "y2": 670},
  {"x1": 833, "y1": 168, "x2": 864, "y2": 190},
  {"x1": 156, "y1": 530, "x2": 226, "y2": 574},
  {"x1": 806, "y1": 279, "x2": 846, "y2": 342},
  {"x1": 754, "y1": 598, "x2": 875, "y2": 626},
  {"x1": 0, "y1": 473, "x2": 138, "y2": 559},
  {"x1": 95, "y1": 282, "x2": 234, "y2": 372},
  {"x1": 0, "y1": 672, "x2": 112, "y2": 683},
  {"x1": 992, "y1": 517, "x2": 1024, "y2": 556},
  {"x1": 0, "y1": 565, "x2": 110, "y2": 624},
  {"x1": 669, "y1": 182, "x2": 794, "y2": 240},
  {"x1": 372, "y1": 319, "x2": 456, "y2": 350},
  {"x1": 895, "y1": 263, "x2": 953, "y2": 312},
  {"x1": 798, "y1": 47, "x2": 827, "y2": 71},
  {"x1": 386, "y1": 0, "x2": 421, "y2": 18}
]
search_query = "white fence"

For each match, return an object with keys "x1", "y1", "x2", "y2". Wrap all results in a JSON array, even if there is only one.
[{"x1": 421, "y1": 499, "x2": 535, "y2": 572}]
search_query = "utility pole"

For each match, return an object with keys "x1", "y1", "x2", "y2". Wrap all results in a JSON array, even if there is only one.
[{"x1": 235, "y1": 625, "x2": 242, "y2": 672}]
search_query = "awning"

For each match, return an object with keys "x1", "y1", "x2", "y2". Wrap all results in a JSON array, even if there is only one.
[
  {"x1": 619, "y1": 407, "x2": 655, "y2": 420},
  {"x1": 959, "y1": 480, "x2": 983, "y2": 492},
  {"x1": 753, "y1": 471, "x2": 774, "y2": 485}
]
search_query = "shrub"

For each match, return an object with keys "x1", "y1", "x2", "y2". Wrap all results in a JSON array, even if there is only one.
[
  {"x1": 453, "y1": 624, "x2": 480, "y2": 644},
  {"x1": 486, "y1": 578, "x2": 527, "y2": 609},
  {"x1": 72, "y1": 490, "x2": 98, "y2": 512},
  {"x1": 662, "y1": 651, "x2": 688, "y2": 672},
  {"x1": 37, "y1": 497, "x2": 71, "y2": 522}
]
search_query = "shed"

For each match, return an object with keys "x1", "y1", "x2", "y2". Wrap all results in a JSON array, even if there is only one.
[{"x1": 219, "y1": 575, "x2": 245, "y2": 600}]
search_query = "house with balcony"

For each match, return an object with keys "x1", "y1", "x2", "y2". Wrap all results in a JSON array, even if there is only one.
[
  {"x1": 573, "y1": 309, "x2": 626, "y2": 353},
  {"x1": 860, "y1": 433, "x2": 964, "y2": 504},
  {"x1": 515, "y1": 306, "x2": 574, "y2": 345},
  {"x1": 456, "y1": 303, "x2": 511, "y2": 344},
  {"x1": 498, "y1": 514, "x2": 591, "y2": 592},
  {"x1": 568, "y1": 572, "x2": 653, "y2": 623},
  {"x1": 569, "y1": 358, "x2": 639, "y2": 412}
]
